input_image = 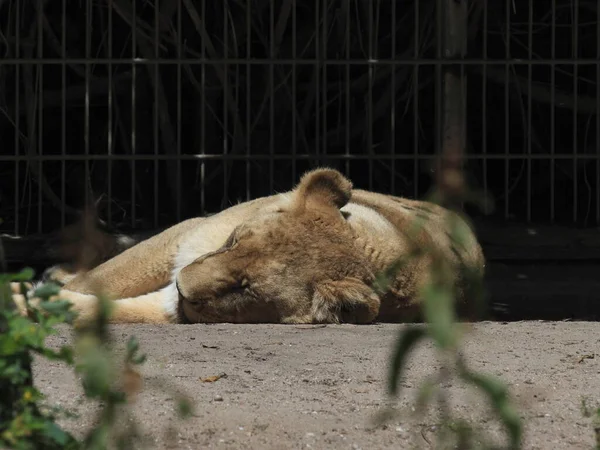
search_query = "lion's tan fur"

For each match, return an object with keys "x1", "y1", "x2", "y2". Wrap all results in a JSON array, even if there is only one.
[{"x1": 11, "y1": 168, "x2": 485, "y2": 326}]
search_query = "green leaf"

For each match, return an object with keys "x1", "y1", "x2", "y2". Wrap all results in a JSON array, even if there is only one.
[
  {"x1": 76, "y1": 338, "x2": 114, "y2": 398},
  {"x1": 38, "y1": 345, "x2": 74, "y2": 364},
  {"x1": 388, "y1": 326, "x2": 428, "y2": 397},
  {"x1": 448, "y1": 214, "x2": 470, "y2": 249},
  {"x1": 43, "y1": 420, "x2": 73, "y2": 446},
  {"x1": 458, "y1": 361, "x2": 523, "y2": 449},
  {"x1": 176, "y1": 398, "x2": 194, "y2": 418},
  {"x1": 132, "y1": 354, "x2": 147, "y2": 365},
  {"x1": 9, "y1": 268, "x2": 35, "y2": 282},
  {"x1": 126, "y1": 336, "x2": 139, "y2": 358},
  {"x1": 414, "y1": 377, "x2": 438, "y2": 415},
  {"x1": 33, "y1": 283, "x2": 63, "y2": 299},
  {"x1": 125, "y1": 336, "x2": 146, "y2": 366},
  {"x1": 38, "y1": 299, "x2": 73, "y2": 315},
  {"x1": 421, "y1": 281, "x2": 458, "y2": 350}
]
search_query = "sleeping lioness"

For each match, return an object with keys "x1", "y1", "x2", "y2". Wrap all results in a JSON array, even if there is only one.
[{"x1": 11, "y1": 168, "x2": 485, "y2": 326}]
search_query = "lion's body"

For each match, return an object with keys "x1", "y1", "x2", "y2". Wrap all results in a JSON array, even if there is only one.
[{"x1": 12, "y1": 169, "x2": 485, "y2": 326}]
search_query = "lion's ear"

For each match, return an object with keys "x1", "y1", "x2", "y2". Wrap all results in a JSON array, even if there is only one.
[
  {"x1": 311, "y1": 278, "x2": 380, "y2": 324},
  {"x1": 294, "y1": 168, "x2": 353, "y2": 212}
]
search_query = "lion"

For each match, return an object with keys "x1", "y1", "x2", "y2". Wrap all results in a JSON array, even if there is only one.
[{"x1": 11, "y1": 168, "x2": 485, "y2": 326}]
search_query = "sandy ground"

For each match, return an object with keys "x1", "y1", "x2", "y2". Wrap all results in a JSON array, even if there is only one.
[{"x1": 33, "y1": 321, "x2": 600, "y2": 449}]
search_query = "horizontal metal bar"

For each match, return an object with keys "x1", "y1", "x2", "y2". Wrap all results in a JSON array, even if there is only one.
[
  {"x1": 1, "y1": 58, "x2": 599, "y2": 65},
  {"x1": 1, "y1": 154, "x2": 598, "y2": 162}
]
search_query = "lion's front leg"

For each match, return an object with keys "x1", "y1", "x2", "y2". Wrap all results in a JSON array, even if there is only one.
[
  {"x1": 58, "y1": 290, "x2": 173, "y2": 326},
  {"x1": 63, "y1": 217, "x2": 206, "y2": 299},
  {"x1": 11, "y1": 288, "x2": 173, "y2": 326}
]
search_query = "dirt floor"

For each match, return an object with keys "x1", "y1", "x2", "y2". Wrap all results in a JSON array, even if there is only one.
[{"x1": 34, "y1": 321, "x2": 600, "y2": 449}]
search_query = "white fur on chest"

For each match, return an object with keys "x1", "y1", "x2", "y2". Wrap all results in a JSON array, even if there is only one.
[
  {"x1": 160, "y1": 222, "x2": 237, "y2": 317},
  {"x1": 161, "y1": 194, "x2": 293, "y2": 317}
]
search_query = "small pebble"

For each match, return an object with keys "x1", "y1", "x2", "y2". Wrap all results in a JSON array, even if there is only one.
[{"x1": 213, "y1": 395, "x2": 223, "y2": 402}]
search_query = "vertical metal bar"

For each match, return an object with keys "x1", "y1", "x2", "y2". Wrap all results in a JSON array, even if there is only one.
[
  {"x1": 345, "y1": 1, "x2": 350, "y2": 177},
  {"x1": 572, "y1": 1, "x2": 579, "y2": 223},
  {"x1": 596, "y1": 1, "x2": 600, "y2": 224},
  {"x1": 107, "y1": 1, "x2": 113, "y2": 227},
  {"x1": 322, "y1": 0, "x2": 327, "y2": 168},
  {"x1": 131, "y1": 0, "x2": 137, "y2": 227},
  {"x1": 460, "y1": 33, "x2": 467, "y2": 213},
  {"x1": 504, "y1": 0, "x2": 510, "y2": 220},
  {"x1": 200, "y1": 0, "x2": 206, "y2": 214},
  {"x1": 550, "y1": 0, "x2": 556, "y2": 223},
  {"x1": 269, "y1": 0, "x2": 274, "y2": 190},
  {"x1": 482, "y1": 0, "x2": 488, "y2": 201},
  {"x1": 177, "y1": 1, "x2": 182, "y2": 221},
  {"x1": 527, "y1": 0, "x2": 533, "y2": 222},
  {"x1": 435, "y1": 0, "x2": 442, "y2": 166},
  {"x1": 14, "y1": 3, "x2": 20, "y2": 235},
  {"x1": 314, "y1": 0, "x2": 320, "y2": 165},
  {"x1": 291, "y1": 0, "x2": 297, "y2": 183},
  {"x1": 37, "y1": 0, "x2": 43, "y2": 233},
  {"x1": 413, "y1": 0, "x2": 419, "y2": 199},
  {"x1": 61, "y1": 0, "x2": 67, "y2": 229},
  {"x1": 84, "y1": 0, "x2": 91, "y2": 214},
  {"x1": 390, "y1": 0, "x2": 396, "y2": 195},
  {"x1": 224, "y1": 1, "x2": 229, "y2": 204},
  {"x1": 367, "y1": 0, "x2": 373, "y2": 191},
  {"x1": 153, "y1": 0, "x2": 159, "y2": 227},
  {"x1": 245, "y1": 0, "x2": 251, "y2": 201}
]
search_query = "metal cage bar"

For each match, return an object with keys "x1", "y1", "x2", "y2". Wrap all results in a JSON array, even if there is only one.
[
  {"x1": 37, "y1": 0, "x2": 44, "y2": 234},
  {"x1": 597, "y1": 0, "x2": 600, "y2": 225},
  {"x1": 1, "y1": 0, "x2": 598, "y2": 238},
  {"x1": 4, "y1": 58, "x2": 600, "y2": 65}
]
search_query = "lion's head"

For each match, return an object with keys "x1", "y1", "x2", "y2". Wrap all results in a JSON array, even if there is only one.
[{"x1": 176, "y1": 169, "x2": 381, "y2": 324}]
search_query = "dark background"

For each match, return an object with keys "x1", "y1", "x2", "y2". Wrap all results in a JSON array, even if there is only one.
[{"x1": 1, "y1": 0, "x2": 598, "y2": 320}]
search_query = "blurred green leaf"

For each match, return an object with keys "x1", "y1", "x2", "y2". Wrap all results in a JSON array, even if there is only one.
[
  {"x1": 414, "y1": 377, "x2": 438, "y2": 415},
  {"x1": 38, "y1": 346, "x2": 74, "y2": 364},
  {"x1": 10, "y1": 268, "x2": 35, "y2": 282},
  {"x1": 77, "y1": 338, "x2": 114, "y2": 398},
  {"x1": 126, "y1": 336, "x2": 139, "y2": 358},
  {"x1": 125, "y1": 336, "x2": 147, "y2": 366},
  {"x1": 42, "y1": 421, "x2": 73, "y2": 446},
  {"x1": 388, "y1": 326, "x2": 428, "y2": 397},
  {"x1": 38, "y1": 299, "x2": 73, "y2": 314},
  {"x1": 458, "y1": 360, "x2": 523, "y2": 449},
  {"x1": 33, "y1": 283, "x2": 62, "y2": 299},
  {"x1": 421, "y1": 280, "x2": 458, "y2": 350},
  {"x1": 177, "y1": 398, "x2": 194, "y2": 418},
  {"x1": 132, "y1": 354, "x2": 147, "y2": 365}
]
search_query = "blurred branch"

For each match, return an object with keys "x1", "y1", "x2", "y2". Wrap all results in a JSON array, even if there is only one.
[
  {"x1": 437, "y1": 0, "x2": 468, "y2": 210},
  {"x1": 475, "y1": 66, "x2": 598, "y2": 114}
]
